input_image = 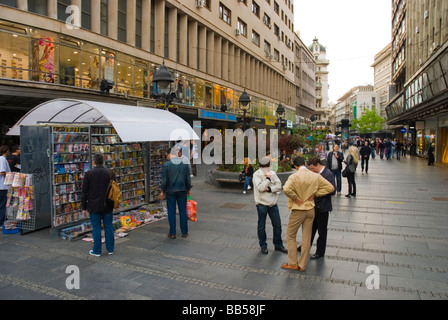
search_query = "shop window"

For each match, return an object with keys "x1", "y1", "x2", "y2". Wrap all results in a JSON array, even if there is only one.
[
  {"x1": 134, "y1": 61, "x2": 148, "y2": 98},
  {"x1": 30, "y1": 34, "x2": 58, "y2": 83},
  {"x1": 59, "y1": 44, "x2": 81, "y2": 87},
  {"x1": 116, "y1": 59, "x2": 134, "y2": 96},
  {"x1": 0, "y1": 31, "x2": 29, "y2": 80},
  {"x1": 195, "y1": 79, "x2": 205, "y2": 108},
  {"x1": 205, "y1": 83, "x2": 212, "y2": 108},
  {"x1": 101, "y1": 49, "x2": 116, "y2": 86},
  {"x1": 81, "y1": 42, "x2": 100, "y2": 89}
]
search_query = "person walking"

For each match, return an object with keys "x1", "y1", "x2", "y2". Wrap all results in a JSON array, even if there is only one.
[
  {"x1": 307, "y1": 156, "x2": 336, "y2": 259},
  {"x1": 326, "y1": 144, "x2": 344, "y2": 195},
  {"x1": 253, "y1": 157, "x2": 287, "y2": 255},
  {"x1": 427, "y1": 143, "x2": 435, "y2": 166},
  {"x1": 161, "y1": 146, "x2": 192, "y2": 239},
  {"x1": 282, "y1": 156, "x2": 334, "y2": 272},
  {"x1": 190, "y1": 140, "x2": 198, "y2": 177},
  {"x1": 242, "y1": 158, "x2": 254, "y2": 194},
  {"x1": 385, "y1": 139, "x2": 393, "y2": 160},
  {"x1": 378, "y1": 139, "x2": 385, "y2": 159},
  {"x1": 344, "y1": 146, "x2": 358, "y2": 198},
  {"x1": 0, "y1": 145, "x2": 11, "y2": 226},
  {"x1": 81, "y1": 153, "x2": 114, "y2": 256},
  {"x1": 359, "y1": 141, "x2": 371, "y2": 173},
  {"x1": 395, "y1": 140, "x2": 403, "y2": 160}
]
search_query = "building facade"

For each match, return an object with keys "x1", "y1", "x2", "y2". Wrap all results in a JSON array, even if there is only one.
[
  {"x1": 386, "y1": 0, "x2": 448, "y2": 164},
  {"x1": 0, "y1": 0, "x2": 308, "y2": 145},
  {"x1": 293, "y1": 31, "x2": 315, "y2": 126},
  {"x1": 309, "y1": 37, "x2": 330, "y2": 127}
]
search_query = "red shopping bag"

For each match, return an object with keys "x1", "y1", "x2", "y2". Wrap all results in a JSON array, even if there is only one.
[{"x1": 187, "y1": 199, "x2": 197, "y2": 222}]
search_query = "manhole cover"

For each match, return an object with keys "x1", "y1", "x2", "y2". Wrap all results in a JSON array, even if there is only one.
[
  {"x1": 433, "y1": 197, "x2": 448, "y2": 201},
  {"x1": 220, "y1": 203, "x2": 247, "y2": 209}
]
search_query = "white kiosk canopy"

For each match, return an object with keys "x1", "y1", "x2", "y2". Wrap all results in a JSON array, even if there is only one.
[{"x1": 7, "y1": 99, "x2": 199, "y2": 142}]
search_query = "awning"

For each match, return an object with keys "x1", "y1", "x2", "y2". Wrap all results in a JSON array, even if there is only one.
[{"x1": 7, "y1": 99, "x2": 200, "y2": 142}]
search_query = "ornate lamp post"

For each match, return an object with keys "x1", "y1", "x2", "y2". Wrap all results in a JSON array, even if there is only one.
[
  {"x1": 238, "y1": 89, "x2": 251, "y2": 131},
  {"x1": 276, "y1": 103, "x2": 285, "y2": 135}
]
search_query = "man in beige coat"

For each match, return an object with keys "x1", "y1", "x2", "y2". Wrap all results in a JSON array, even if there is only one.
[{"x1": 282, "y1": 156, "x2": 334, "y2": 271}]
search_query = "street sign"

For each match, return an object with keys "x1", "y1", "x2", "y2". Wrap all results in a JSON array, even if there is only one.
[{"x1": 400, "y1": 127, "x2": 407, "y2": 133}]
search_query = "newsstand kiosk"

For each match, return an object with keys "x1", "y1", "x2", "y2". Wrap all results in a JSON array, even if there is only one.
[{"x1": 6, "y1": 99, "x2": 198, "y2": 237}]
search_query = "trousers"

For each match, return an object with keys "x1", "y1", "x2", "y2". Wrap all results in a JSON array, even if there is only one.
[{"x1": 286, "y1": 208, "x2": 315, "y2": 270}]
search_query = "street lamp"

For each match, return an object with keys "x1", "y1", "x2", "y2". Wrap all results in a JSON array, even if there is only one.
[
  {"x1": 238, "y1": 89, "x2": 251, "y2": 131},
  {"x1": 152, "y1": 62, "x2": 176, "y2": 112},
  {"x1": 310, "y1": 114, "x2": 316, "y2": 130},
  {"x1": 276, "y1": 103, "x2": 285, "y2": 134}
]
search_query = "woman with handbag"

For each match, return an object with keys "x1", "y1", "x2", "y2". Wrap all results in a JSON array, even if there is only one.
[{"x1": 343, "y1": 146, "x2": 358, "y2": 198}]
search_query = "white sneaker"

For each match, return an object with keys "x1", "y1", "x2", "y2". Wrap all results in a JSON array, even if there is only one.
[
  {"x1": 243, "y1": 191, "x2": 246, "y2": 194},
  {"x1": 247, "y1": 186, "x2": 252, "y2": 190}
]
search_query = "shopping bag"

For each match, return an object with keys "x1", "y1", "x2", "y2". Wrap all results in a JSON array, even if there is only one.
[{"x1": 186, "y1": 199, "x2": 197, "y2": 222}]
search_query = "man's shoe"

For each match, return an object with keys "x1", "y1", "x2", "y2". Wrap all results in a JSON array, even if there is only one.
[
  {"x1": 275, "y1": 246, "x2": 288, "y2": 254},
  {"x1": 261, "y1": 247, "x2": 268, "y2": 254},
  {"x1": 89, "y1": 250, "x2": 101, "y2": 257},
  {"x1": 310, "y1": 253, "x2": 322, "y2": 260},
  {"x1": 281, "y1": 263, "x2": 299, "y2": 271},
  {"x1": 182, "y1": 233, "x2": 188, "y2": 238},
  {"x1": 345, "y1": 194, "x2": 352, "y2": 198}
]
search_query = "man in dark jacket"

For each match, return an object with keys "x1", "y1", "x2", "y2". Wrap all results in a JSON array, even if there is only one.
[
  {"x1": 325, "y1": 144, "x2": 344, "y2": 195},
  {"x1": 307, "y1": 156, "x2": 336, "y2": 259},
  {"x1": 81, "y1": 153, "x2": 114, "y2": 256},
  {"x1": 161, "y1": 147, "x2": 192, "y2": 239},
  {"x1": 359, "y1": 141, "x2": 371, "y2": 173}
]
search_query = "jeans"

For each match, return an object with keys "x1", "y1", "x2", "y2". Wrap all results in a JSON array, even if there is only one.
[
  {"x1": 386, "y1": 148, "x2": 392, "y2": 160},
  {"x1": 166, "y1": 191, "x2": 188, "y2": 236},
  {"x1": 0, "y1": 190, "x2": 7, "y2": 225},
  {"x1": 243, "y1": 176, "x2": 252, "y2": 192},
  {"x1": 256, "y1": 204, "x2": 283, "y2": 248},
  {"x1": 330, "y1": 169, "x2": 342, "y2": 193},
  {"x1": 396, "y1": 149, "x2": 401, "y2": 160},
  {"x1": 89, "y1": 211, "x2": 114, "y2": 254}
]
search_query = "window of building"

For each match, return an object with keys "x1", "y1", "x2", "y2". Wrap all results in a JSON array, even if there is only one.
[
  {"x1": 273, "y1": 24, "x2": 279, "y2": 37},
  {"x1": 59, "y1": 38, "x2": 81, "y2": 87},
  {"x1": 263, "y1": 13, "x2": 271, "y2": 27},
  {"x1": 100, "y1": 0, "x2": 108, "y2": 36},
  {"x1": 273, "y1": 49, "x2": 279, "y2": 62},
  {"x1": 252, "y1": 30, "x2": 260, "y2": 46},
  {"x1": 237, "y1": 18, "x2": 247, "y2": 36},
  {"x1": 252, "y1": 1, "x2": 260, "y2": 17},
  {"x1": 29, "y1": 29, "x2": 58, "y2": 83},
  {"x1": 264, "y1": 40, "x2": 271, "y2": 55},
  {"x1": 116, "y1": 53, "x2": 133, "y2": 96},
  {"x1": 135, "y1": 0, "x2": 142, "y2": 48},
  {"x1": 117, "y1": 0, "x2": 127, "y2": 43},
  {"x1": 28, "y1": 0, "x2": 47, "y2": 16},
  {"x1": 274, "y1": 1, "x2": 279, "y2": 14},
  {"x1": 0, "y1": 30, "x2": 29, "y2": 80},
  {"x1": 81, "y1": 42, "x2": 100, "y2": 89},
  {"x1": 57, "y1": 0, "x2": 70, "y2": 22},
  {"x1": 81, "y1": 0, "x2": 91, "y2": 30},
  {"x1": 0, "y1": 0, "x2": 16, "y2": 7},
  {"x1": 219, "y1": 3, "x2": 231, "y2": 25}
]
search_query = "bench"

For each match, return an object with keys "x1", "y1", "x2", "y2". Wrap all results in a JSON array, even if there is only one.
[{"x1": 215, "y1": 178, "x2": 244, "y2": 184}]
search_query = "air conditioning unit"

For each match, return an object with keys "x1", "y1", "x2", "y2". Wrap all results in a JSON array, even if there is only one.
[
  {"x1": 235, "y1": 29, "x2": 241, "y2": 35},
  {"x1": 265, "y1": 50, "x2": 271, "y2": 58},
  {"x1": 282, "y1": 64, "x2": 287, "y2": 70}
]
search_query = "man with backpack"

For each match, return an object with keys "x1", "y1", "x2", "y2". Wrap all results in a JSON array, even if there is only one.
[{"x1": 82, "y1": 153, "x2": 115, "y2": 256}]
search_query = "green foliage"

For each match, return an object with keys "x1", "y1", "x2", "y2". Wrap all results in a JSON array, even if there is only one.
[{"x1": 351, "y1": 109, "x2": 385, "y2": 136}]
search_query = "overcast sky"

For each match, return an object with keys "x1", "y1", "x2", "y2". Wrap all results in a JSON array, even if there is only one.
[{"x1": 294, "y1": 0, "x2": 392, "y2": 103}]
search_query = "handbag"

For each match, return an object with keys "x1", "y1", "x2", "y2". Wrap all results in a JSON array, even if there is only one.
[
  {"x1": 238, "y1": 172, "x2": 245, "y2": 182},
  {"x1": 342, "y1": 166, "x2": 349, "y2": 178}
]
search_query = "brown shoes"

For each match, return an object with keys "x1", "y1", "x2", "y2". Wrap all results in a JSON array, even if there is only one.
[{"x1": 281, "y1": 263, "x2": 305, "y2": 272}]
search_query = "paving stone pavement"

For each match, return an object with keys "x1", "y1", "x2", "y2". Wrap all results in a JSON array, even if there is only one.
[{"x1": 1, "y1": 154, "x2": 448, "y2": 302}]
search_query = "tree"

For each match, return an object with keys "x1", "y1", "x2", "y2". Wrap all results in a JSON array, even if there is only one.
[{"x1": 351, "y1": 109, "x2": 385, "y2": 137}]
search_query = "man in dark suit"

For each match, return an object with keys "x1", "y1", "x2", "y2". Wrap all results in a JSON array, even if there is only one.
[
  {"x1": 307, "y1": 156, "x2": 336, "y2": 259},
  {"x1": 359, "y1": 141, "x2": 371, "y2": 173},
  {"x1": 325, "y1": 144, "x2": 344, "y2": 195}
]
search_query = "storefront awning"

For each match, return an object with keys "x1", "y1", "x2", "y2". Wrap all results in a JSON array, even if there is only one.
[{"x1": 7, "y1": 99, "x2": 199, "y2": 142}]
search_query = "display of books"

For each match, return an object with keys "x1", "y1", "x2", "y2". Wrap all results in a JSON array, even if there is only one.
[{"x1": 52, "y1": 126, "x2": 90, "y2": 227}]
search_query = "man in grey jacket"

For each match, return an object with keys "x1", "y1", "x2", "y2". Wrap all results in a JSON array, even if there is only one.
[{"x1": 253, "y1": 157, "x2": 287, "y2": 254}]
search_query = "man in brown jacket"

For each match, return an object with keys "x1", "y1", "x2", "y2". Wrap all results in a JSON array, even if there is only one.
[{"x1": 282, "y1": 156, "x2": 334, "y2": 272}]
